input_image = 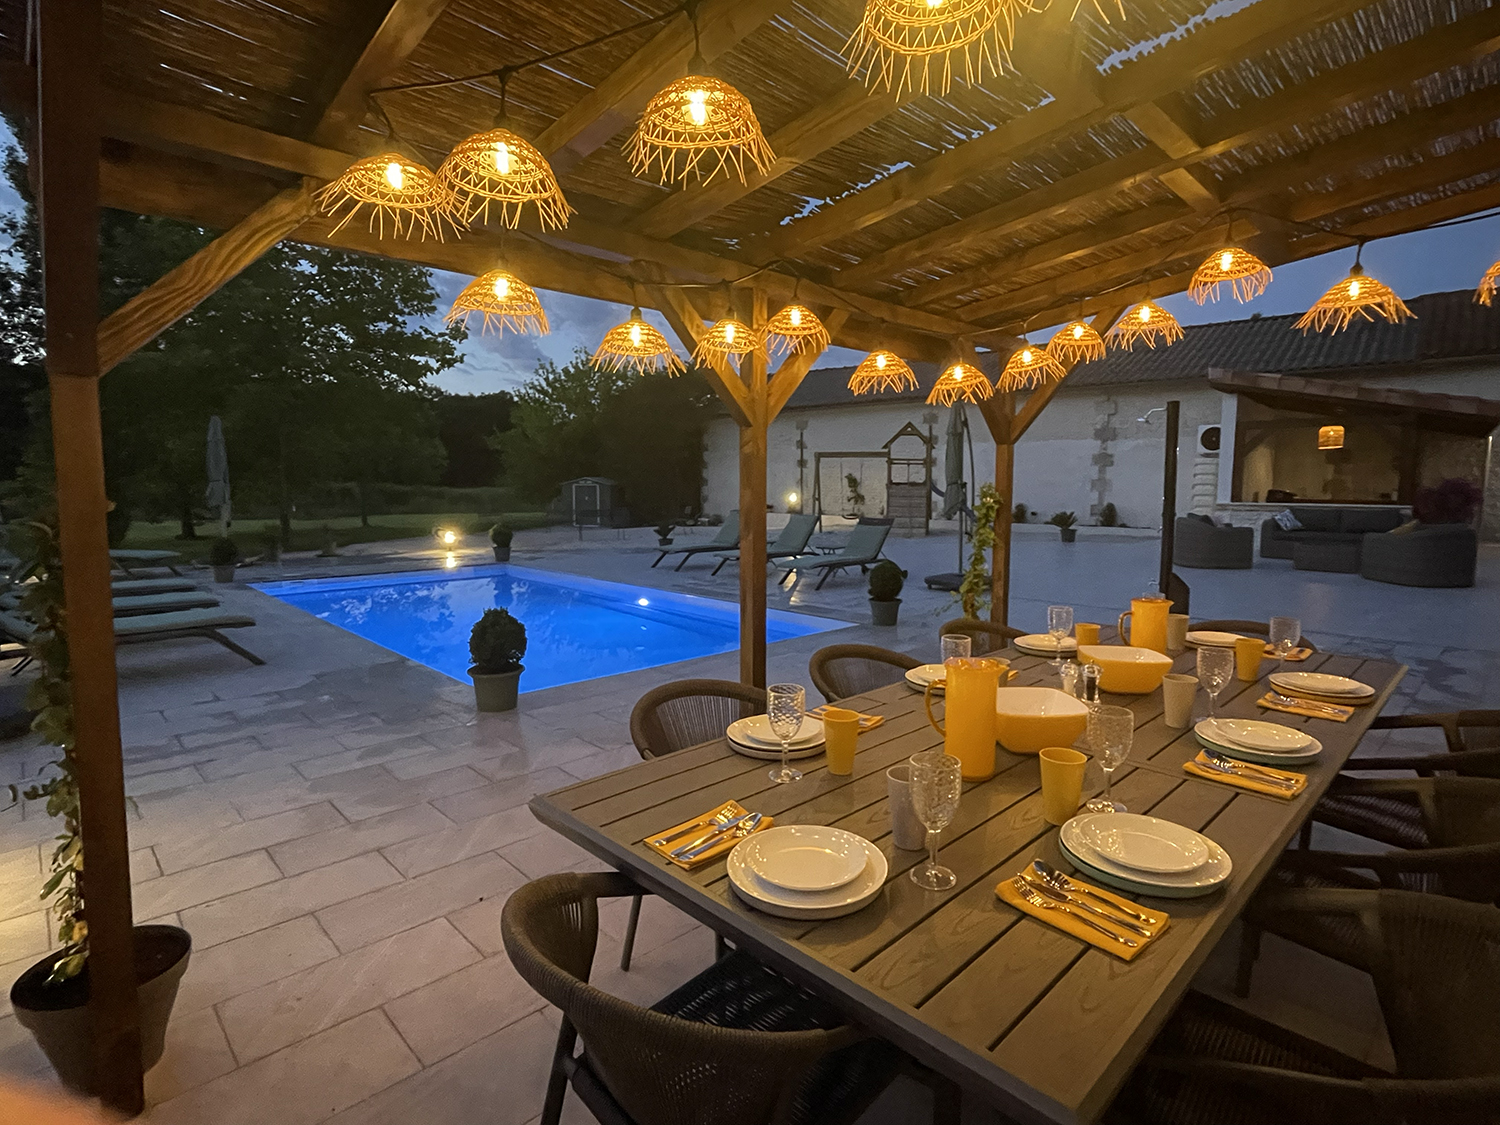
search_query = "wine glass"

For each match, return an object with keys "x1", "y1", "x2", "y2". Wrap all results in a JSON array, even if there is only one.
[
  {"x1": 1196, "y1": 646, "x2": 1234, "y2": 720},
  {"x1": 1268, "y1": 616, "x2": 1301, "y2": 675},
  {"x1": 1084, "y1": 704, "x2": 1133, "y2": 813},
  {"x1": 766, "y1": 683, "x2": 805, "y2": 785},
  {"x1": 908, "y1": 750, "x2": 962, "y2": 891},
  {"x1": 941, "y1": 633, "x2": 972, "y2": 662},
  {"x1": 1046, "y1": 604, "x2": 1074, "y2": 672}
]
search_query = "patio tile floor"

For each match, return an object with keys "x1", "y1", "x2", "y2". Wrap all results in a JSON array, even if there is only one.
[{"x1": 0, "y1": 523, "x2": 1495, "y2": 1122}]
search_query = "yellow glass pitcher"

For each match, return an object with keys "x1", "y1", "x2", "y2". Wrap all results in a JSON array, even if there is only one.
[
  {"x1": 924, "y1": 657, "x2": 1008, "y2": 781},
  {"x1": 1118, "y1": 595, "x2": 1172, "y2": 656}
]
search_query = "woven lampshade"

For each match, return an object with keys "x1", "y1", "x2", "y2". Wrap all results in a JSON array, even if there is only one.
[
  {"x1": 629, "y1": 73, "x2": 775, "y2": 185},
  {"x1": 1046, "y1": 319, "x2": 1106, "y2": 365},
  {"x1": 1189, "y1": 246, "x2": 1273, "y2": 305},
  {"x1": 1294, "y1": 265, "x2": 1413, "y2": 334},
  {"x1": 1108, "y1": 301, "x2": 1185, "y2": 350},
  {"x1": 592, "y1": 307, "x2": 686, "y2": 376},
  {"x1": 997, "y1": 342, "x2": 1067, "y2": 391},
  {"x1": 848, "y1": 350, "x2": 917, "y2": 394},
  {"x1": 316, "y1": 153, "x2": 454, "y2": 240},
  {"x1": 761, "y1": 304, "x2": 830, "y2": 357},
  {"x1": 845, "y1": 0, "x2": 1022, "y2": 96},
  {"x1": 692, "y1": 318, "x2": 759, "y2": 367},
  {"x1": 438, "y1": 127, "x2": 572, "y2": 229},
  {"x1": 444, "y1": 270, "x2": 549, "y2": 337},
  {"x1": 925, "y1": 360, "x2": 993, "y2": 406},
  {"x1": 1476, "y1": 259, "x2": 1499, "y2": 306}
]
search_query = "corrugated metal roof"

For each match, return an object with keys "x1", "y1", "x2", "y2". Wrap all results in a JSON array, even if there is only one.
[{"x1": 780, "y1": 289, "x2": 1500, "y2": 410}]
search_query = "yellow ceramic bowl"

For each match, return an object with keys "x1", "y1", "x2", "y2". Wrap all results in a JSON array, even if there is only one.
[
  {"x1": 1078, "y1": 645, "x2": 1175, "y2": 695},
  {"x1": 994, "y1": 687, "x2": 1090, "y2": 755}
]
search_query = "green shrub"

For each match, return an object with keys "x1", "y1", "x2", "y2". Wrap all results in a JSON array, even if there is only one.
[
  {"x1": 1098, "y1": 502, "x2": 1119, "y2": 527},
  {"x1": 469, "y1": 608, "x2": 527, "y2": 674},
  {"x1": 1046, "y1": 511, "x2": 1077, "y2": 529},
  {"x1": 1012, "y1": 503, "x2": 1028, "y2": 524},
  {"x1": 489, "y1": 521, "x2": 513, "y2": 548},
  {"x1": 868, "y1": 559, "x2": 906, "y2": 601},
  {"x1": 208, "y1": 536, "x2": 239, "y2": 566}
]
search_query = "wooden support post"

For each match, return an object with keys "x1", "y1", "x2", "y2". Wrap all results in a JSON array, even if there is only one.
[
  {"x1": 738, "y1": 289, "x2": 770, "y2": 689},
  {"x1": 37, "y1": 0, "x2": 143, "y2": 1112},
  {"x1": 979, "y1": 392, "x2": 1016, "y2": 629}
]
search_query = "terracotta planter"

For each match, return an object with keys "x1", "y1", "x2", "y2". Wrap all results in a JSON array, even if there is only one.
[
  {"x1": 212, "y1": 564, "x2": 237, "y2": 582},
  {"x1": 869, "y1": 598, "x2": 901, "y2": 626},
  {"x1": 11, "y1": 924, "x2": 191, "y2": 1096},
  {"x1": 470, "y1": 666, "x2": 522, "y2": 712},
  {"x1": 492, "y1": 546, "x2": 511, "y2": 562},
  {"x1": 1059, "y1": 528, "x2": 1077, "y2": 543}
]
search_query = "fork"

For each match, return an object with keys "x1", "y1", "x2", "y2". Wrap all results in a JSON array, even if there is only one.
[
  {"x1": 1200, "y1": 750, "x2": 1301, "y2": 789},
  {"x1": 1013, "y1": 877, "x2": 1138, "y2": 947},
  {"x1": 1267, "y1": 690, "x2": 1348, "y2": 716},
  {"x1": 649, "y1": 806, "x2": 735, "y2": 848}
]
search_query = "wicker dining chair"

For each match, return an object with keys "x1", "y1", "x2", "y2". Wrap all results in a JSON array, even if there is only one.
[
  {"x1": 502, "y1": 871, "x2": 909, "y2": 1125},
  {"x1": 619, "y1": 679, "x2": 766, "y2": 971},
  {"x1": 808, "y1": 643, "x2": 921, "y2": 704},
  {"x1": 1188, "y1": 618, "x2": 1318, "y2": 651},
  {"x1": 936, "y1": 617, "x2": 1025, "y2": 656},
  {"x1": 1109, "y1": 889, "x2": 1500, "y2": 1125}
]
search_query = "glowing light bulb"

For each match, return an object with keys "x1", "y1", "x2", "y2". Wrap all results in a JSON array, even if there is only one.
[
  {"x1": 1139, "y1": 305, "x2": 1152, "y2": 322},
  {"x1": 384, "y1": 161, "x2": 404, "y2": 190},
  {"x1": 875, "y1": 352, "x2": 887, "y2": 369},
  {"x1": 493, "y1": 141, "x2": 512, "y2": 175},
  {"x1": 686, "y1": 89, "x2": 708, "y2": 127},
  {"x1": 629, "y1": 322, "x2": 643, "y2": 347},
  {"x1": 1021, "y1": 348, "x2": 1033, "y2": 363},
  {"x1": 442, "y1": 530, "x2": 457, "y2": 545},
  {"x1": 1219, "y1": 250, "x2": 1234, "y2": 271},
  {"x1": 787, "y1": 491, "x2": 799, "y2": 506},
  {"x1": 790, "y1": 307, "x2": 803, "y2": 327},
  {"x1": 1072, "y1": 324, "x2": 1085, "y2": 339},
  {"x1": 637, "y1": 597, "x2": 650, "y2": 606},
  {"x1": 949, "y1": 366, "x2": 962, "y2": 381},
  {"x1": 724, "y1": 322, "x2": 736, "y2": 344},
  {"x1": 1349, "y1": 279, "x2": 1362, "y2": 298},
  {"x1": 492, "y1": 275, "x2": 510, "y2": 300},
  {"x1": 927, "y1": 0, "x2": 943, "y2": 7}
]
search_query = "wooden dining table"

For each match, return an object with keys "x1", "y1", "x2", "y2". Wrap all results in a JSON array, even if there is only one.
[{"x1": 529, "y1": 643, "x2": 1405, "y2": 1125}]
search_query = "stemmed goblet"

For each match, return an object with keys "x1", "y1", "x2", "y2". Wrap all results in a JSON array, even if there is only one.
[
  {"x1": 1046, "y1": 604, "x2": 1074, "y2": 673},
  {"x1": 766, "y1": 683, "x2": 805, "y2": 785},
  {"x1": 1268, "y1": 616, "x2": 1301, "y2": 675},
  {"x1": 908, "y1": 750, "x2": 962, "y2": 891},
  {"x1": 1196, "y1": 645, "x2": 1235, "y2": 720},
  {"x1": 1084, "y1": 704, "x2": 1133, "y2": 813}
]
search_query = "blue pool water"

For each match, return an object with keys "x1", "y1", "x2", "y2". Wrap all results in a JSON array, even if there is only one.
[{"x1": 253, "y1": 565, "x2": 848, "y2": 692}]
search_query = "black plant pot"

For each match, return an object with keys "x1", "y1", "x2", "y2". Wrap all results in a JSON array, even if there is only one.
[
  {"x1": 492, "y1": 546, "x2": 511, "y2": 562},
  {"x1": 657, "y1": 537, "x2": 674, "y2": 547},
  {"x1": 11, "y1": 924, "x2": 191, "y2": 1096},
  {"x1": 869, "y1": 597, "x2": 901, "y2": 626},
  {"x1": 471, "y1": 666, "x2": 522, "y2": 712},
  {"x1": 1059, "y1": 528, "x2": 1077, "y2": 543},
  {"x1": 212, "y1": 564, "x2": 237, "y2": 582}
]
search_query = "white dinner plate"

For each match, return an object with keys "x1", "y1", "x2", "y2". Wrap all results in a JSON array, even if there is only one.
[
  {"x1": 1194, "y1": 724, "x2": 1322, "y2": 766},
  {"x1": 1205, "y1": 717, "x2": 1313, "y2": 752},
  {"x1": 1078, "y1": 812, "x2": 1210, "y2": 873},
  {"x1": 727, "y1": 833, "x2": 888, "y2": 919},
  {"x1": 727, "y1": 715, "x2": 825, "y2": 749},
  {"x1": 1058, "y1": 827, "x2": 1231, "y2": 899},
  {"x1": 1270, "y1": 672, "x2": 1374, "y2": 699},
  {"x1": 741, "y1": 825, "x2": 867, "y2": 892},
  {"x1": 1185, "y1": 630, "x2": 1243, "y2": 648},
  {"x1": 1013, "y1": 634, "x2": 1078, "y2": 656},
  {"x1": 905, "y1": 665, "x2": 946, "y2": 694}
]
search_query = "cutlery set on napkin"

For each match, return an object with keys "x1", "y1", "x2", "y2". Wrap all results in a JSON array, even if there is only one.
[
  {"x1": 996, "y1": 859, "x2": 1170, "y2": 961},
  {"x1": 646, "y1": 801, "x2": 772, "y2": 869}
]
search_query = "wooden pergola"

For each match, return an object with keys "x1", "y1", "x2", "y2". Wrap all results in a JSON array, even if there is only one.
[{"x1": 8, "y1": 0, "x2": 1499, "y2": 1110}]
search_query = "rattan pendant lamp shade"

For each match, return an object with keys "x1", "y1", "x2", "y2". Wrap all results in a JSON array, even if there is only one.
[
  {"x1": 317, "y1": 153, "x2": 453, "y2": 240},
  {"x1": 848, "y1": 349, "x2": 917, "y2": 394},
  {"x1": 925, "y1": 359, "x2": 993, "y2": 406},
  {"x1": 762, "y1": 303, "x2": 830, "y2": 357},
  {"x1": 439, "y1": 125, "x2": 572, "y2": 229},
  {"x1": 593, "y1": 307, "x2": 686, "y2": 376},
  {"x1": 997, "y1": 341, "x2": 1067, "y2": 391},
  {"x1": 1189, "y1": 245, "x2": 1273, "y2": 304},
  {"x1": 1295, "y1": 250, "x2": 1413, "y2": 333},
  {"x1": 845, "y1": 0, "x2": 1022, "y2": 96},
  {"x1": 445, "y1": 270, "x2": 549, "y2": 337},
  {"x1": 1108, "y1": 300, "x2": 1184, "y2": 350},
  {"x1": 1047, "y1": 319, "x2": 1106, "y2": 365},
  {"x1": 693, "y1": 317, "x2": 759, "y2": 367},
  {"x1": 1475, "y1": 258, "x2": 1499, "y2": 306}
]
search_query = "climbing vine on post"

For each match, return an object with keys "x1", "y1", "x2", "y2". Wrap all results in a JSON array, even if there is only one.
[{"x1": 959, "y1": 483, "x2": 999, "y2": 620}]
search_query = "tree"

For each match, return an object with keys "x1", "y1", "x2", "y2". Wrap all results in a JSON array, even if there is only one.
[
  {"x1": 0, "y1": 145, "x2": 46, "y2": 495},
  {"x1": 436, "y1": 390, "x2": 513, "y2": 486}
]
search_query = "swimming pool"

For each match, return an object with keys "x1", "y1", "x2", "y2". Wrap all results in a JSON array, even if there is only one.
[{"x1": 253, "y1": 565, "x2": 848, "y2": 692}]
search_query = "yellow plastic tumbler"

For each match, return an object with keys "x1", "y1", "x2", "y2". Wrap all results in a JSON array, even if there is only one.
[
  {"x1": 1235, "y1": 636, "x2": 1265, "y2": 682},
  {"x1": 1040, "y1": 747, "x2": 1088, "y2": 826},
  {"x1": 822, "y1": 708, "x2": 859, "y2": 775}
]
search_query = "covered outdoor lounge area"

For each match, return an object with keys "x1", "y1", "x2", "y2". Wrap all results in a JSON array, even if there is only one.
[{"x1": 2, "y1": 1, "x2": 1500, "y2": 1123}]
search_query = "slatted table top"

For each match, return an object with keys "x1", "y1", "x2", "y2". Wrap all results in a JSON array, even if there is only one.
[{"x1": 530, "y1": 645, "x2": 1405, "y2": 1125}]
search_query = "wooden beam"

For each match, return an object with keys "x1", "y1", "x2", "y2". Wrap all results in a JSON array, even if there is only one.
[
  {"x1": 767, "y1": 308, "x2": 850, "y2": 420},
  {"x1": 97, "y1": 183, "x2": 315, "y2": 374},
  {"x1": 309, "y1": 0, "x2": 452, "y2": 148},
  {"x1": 740, "y1": 289, "x2": 770, "y2": 690},
  {"x1": 538, "y1": 0, "x2": 788, "y2": 175},
  {"x1": 650, "y1": 284, "x2": 753, "y2": 428},
  {"x1": 36, "y1": 0, "x2": 142, "y2": 1113}
]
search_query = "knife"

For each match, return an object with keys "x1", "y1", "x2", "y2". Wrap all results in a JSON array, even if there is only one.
[
  {"x1": 669, "y1": 812, "x2": 752, "y2": 858},
  {"x1": 649, "y1": 805, "x2": 736, "y2": 848}
]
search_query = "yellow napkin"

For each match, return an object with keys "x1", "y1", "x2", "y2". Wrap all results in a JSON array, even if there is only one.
[
  {"x1": 807, "y1": 705, "x2": 885, "y2": 732},
  {"x1": 1257, "y1": 692, "x2": 1353, "y2": 722},
  {"x1": 1263, "y1": 643, "x2": 1313, "y2": 662},
  {"x1": 644, "y1": 800, "x2": 773, "y2": 870},
  {"x1": 996, "y1": 873, "x2": 1169, "y2": 961},
  {"x1": 1184, "y1": 750, "x2": 1307, "y2": 800}
]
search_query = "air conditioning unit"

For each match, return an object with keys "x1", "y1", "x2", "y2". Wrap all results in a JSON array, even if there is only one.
[{"x1": 1196, "y1": 425, "x2": 1222, "y2": 456}]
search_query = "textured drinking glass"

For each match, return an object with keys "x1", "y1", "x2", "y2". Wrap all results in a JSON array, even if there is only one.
[
  {"x1": 1085, "y1": 704, "x2": 1133, "y2": 813},
  {"x1": 1047, "y1": 604, "x2": 1074, "y2": 671},
  {"x1": 908, "y1": 750, "x2": 962, "y2": 891},
  {"x1": 1269, "y1": 616, "x2": 1301, "y2": 674},
  {"x1": 1196, "y1": 646, "x2": 1234, "y2": 719},
  {"x1": 941, "y1": 633, "x2": 972, "y2": 662},
  {"x1": 766, "y1": 683, "x2": 805, "y2": 785}
]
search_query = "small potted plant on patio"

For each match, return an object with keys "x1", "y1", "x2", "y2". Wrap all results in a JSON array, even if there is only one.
[
  {"x1": 868, "y1": 559, "x2": 906, "y2": 626},
  {"x1": 654, "y1": 522, "x2": 675, "y2": 548},
  {"x1": 7, "y1": 519, "x2": 192, "y2": 1095},
  {"x1": 469, "y1": 607, "x2": 527, "y2": 712},
  {"x1": 208, "y1": 535, "x2": 239, "y2": 582},
  {"x1": 489, "y1": 521, "x2": 514, "y2": 563},
  {"x1": 1048, "y1": 511, "x2": 1078, "y2": 543}
]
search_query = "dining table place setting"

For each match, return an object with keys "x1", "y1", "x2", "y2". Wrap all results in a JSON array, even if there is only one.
[
  {"x1": 726, "y1": 713, "x2": 826, "y2": 760},
  {"x1": 903, "y1": 662, "x2": 947, "y2": 694},
  {"x1": 1194, "y1": 717, "x2": 1322, "y2": 765},
  {"x1": 807, "y1": 703, "x2": 885, "y2": 732},
  {"x1": 726, "y1": 824, "x2": 888, "y2": 919},
  {"x1": 997, "y1": 857, "x2": 1171, "y2": 960},
  {"x1": 645, "y1": 800, "x2": 773, "y2": 870},
  {"x1": 1054, "y1": 812, "x2": 1234, "y2": 901}
]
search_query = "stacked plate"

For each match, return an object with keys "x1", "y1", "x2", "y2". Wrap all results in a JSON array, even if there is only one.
[
  {"x1": 1194, "y1": 717, "x2": 1321, "y2": 765},
  {"x1": 1059, "y1": 812, "x2": 1231, "y2": 898},
  {"x1": 726, "y1": 716, "x2": 826, "y2": 760},
  {"x1": 1185, "y1": 630, "x2": 1242, "y2": 648},
  {"x1": 904, "y1": 663, "x2": 946, "y2": 694},
  {"x1": 1269, "y1": 671, "x2": 1375, "y2": 705},
  {"x1": 1012, "y1": 634, "x2": 1079, "y2": 658},
  {"x1": 727, "y1": 825, "x2": 888, "y2": 919}
]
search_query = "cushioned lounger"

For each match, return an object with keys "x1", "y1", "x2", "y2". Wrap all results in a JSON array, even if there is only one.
[
  {"x1": 710, "y1": 513, "x2": 817, "y2": 576},
  {"x1": 0, "y1": 590, "x2": 220, "y2": 618},
  {"x1": 772, "y1": 521, "x2": 892, "y2": 590},
  {"x1": 109, "y1": 549, "x2": 184, "y2": 576},
  {"x1": 651, "y1": 511, "x2": 740, "y2": 571},
  {"x1": 111, "y1": 577, "x2": 199, "y2": 595},
  {"x1": 0, "y1": 608, "x2": 262, "y2": 666}
]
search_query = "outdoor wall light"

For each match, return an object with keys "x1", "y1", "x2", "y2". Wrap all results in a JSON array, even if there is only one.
[
  {"x1": 1318, "y1": 425, "x2": 1345, "y2": 450},
  {"x1": 440, "y1": 529, "x2": 459, "y2": 545},
  {"x1": 787, "y1": 491, "x2": 800, "y2": 507}
]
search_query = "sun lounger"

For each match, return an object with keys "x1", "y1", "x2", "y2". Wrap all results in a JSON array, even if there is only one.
[
  {"x1": 0, "y1": 589, "x2": 220, "y2": 619},
  {"x1": 711, "y1": 513, "x2": 817, "y2": 576},
  {"x1": 111, "y1": 577, "x2": 199, "y2": 595},
  {"x1": 1, "y1": 608, "x2": 262, "y2": 666},
  {"x1": 109, "y1": 549, "x2": 184, "y2": 576},
  {"x1": 773, "y1": 519, "x2": 893, "y2": 590},
  {"x1": 651, "y1": 511, "x2": 739, "y2": 571}
]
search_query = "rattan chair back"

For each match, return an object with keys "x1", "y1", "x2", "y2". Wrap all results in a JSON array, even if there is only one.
[
  {"x1": 937, "y1": 617, "x2": 1024, "y2": 657},
  {"x1": 630, "y1": 678, "x2": 767, "y2": 760},
  {"x1": 809, "y1": 643, "x2": 920, "y2": 704}
]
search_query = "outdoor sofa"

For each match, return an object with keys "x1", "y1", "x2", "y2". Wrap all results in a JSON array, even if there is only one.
[
  {"x1": 711, "y1": 513, "x2": 816, "y2": 575},
  {"x1": 1361, "y1": 523, "x2": 1479, "y2": 588},
  {"x1": 774, "y1": 519, "x2": 892, "y2": 590},
  {"x1": 1173, "y1": 515, "x2": 1253, "y2": 569},
  {"x1": 651, "y1": 511, "x2": 739, "y2": 571},
  {"x1": 1259, "y1": 506, "x2": 1406, "y2": 560}
]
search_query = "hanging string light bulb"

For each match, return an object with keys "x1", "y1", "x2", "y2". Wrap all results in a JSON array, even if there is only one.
[
  {"x1": 445, "y1": 269, "x2": 549, "y2": 337},
  {"x1": 592, "y1": 306, "x2": 686, "y2": 376},
  {"x1": 1295, "y1": 246, "x2": 1413, "y2": 334},
  {"x1": 762, "y1": 302, "x2": 831, "y2": 358},
  {"x1": 1474, "y1": 257, "x2": 1499, "y2": 306},
  {"x1": 925, "y1": 359, "x2": 993, "y2": 406},
  {"x1": 1047, "y1": 317, "x2": 1106, "y2": 365},
  {"x1": 848, "y1": 350, "x2": 917, "y2": 394},
  {"x1": 1189, "y1": 238, "x2": 1273, "y2": 305},
  {"x1": 317, "y1": 152, "x2": 454, "y2": 240},
  {"x1": 629, "y1": 9, "x2": 774, "y2": 184},
  {"x1": 692, "y1": 317, "x2": 759, "y2": 367},
  {"x1": 439, "y1": 76, "x2": 573, "y2": 229},
  {"x1": 845, "y1": 0, "x2": 1022, "y2": 97},
  {"x1": 1107, "y1": 300, "x2": 1185, "y2": 350},
  {"x1": 996, "y1": 339, "x2": 1067, "y2": 391}
]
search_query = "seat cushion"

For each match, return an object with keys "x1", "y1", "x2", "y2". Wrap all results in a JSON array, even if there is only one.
[
  {"x1": 1291, "y1": 507, "x2": 1342, "y2": 532},
  {"x1": 1339, "y1": 509, "x2": 1406, "y2": 534}
]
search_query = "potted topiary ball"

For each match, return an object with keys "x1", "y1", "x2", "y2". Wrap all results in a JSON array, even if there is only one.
[
  {"x1": 1047, "y1": 511, "x2": 1078, "y2": 543},
  {"x1": 489, "y1": 521, "x2": 514, "y2": 563},
  {"x1": 469, "y1": 607, "x2": 526, "y2": 712},
  {"x1": 867, "y1": 559, "x2": 906, "y2": 626},
  {"x1": 208, "y1": 535, "x2": 239, "y2": 582},
  {"x1": 654, "y1": 522, "x2": 675, "y2": 547}
]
